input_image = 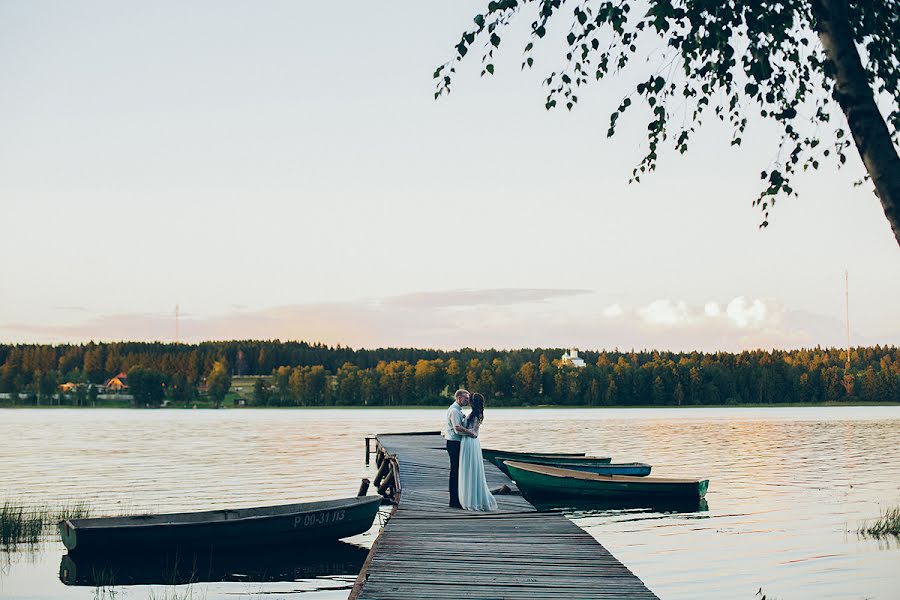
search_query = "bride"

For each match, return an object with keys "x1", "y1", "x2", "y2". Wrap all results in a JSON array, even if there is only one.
[{"x1": 456, "y1": 393, "x2": 498, "y2": 511}]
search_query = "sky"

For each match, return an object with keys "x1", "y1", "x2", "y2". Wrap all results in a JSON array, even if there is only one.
[{"x1": 1, "y1": 1, "x2": 898, "y2": 352}]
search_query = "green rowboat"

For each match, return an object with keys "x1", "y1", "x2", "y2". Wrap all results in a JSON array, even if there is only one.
[
  {"x1": 58, "y1": 495, "x2": 382, "y2": 552},
  {"x1": 505, "y1": 461, "x2": 709, "y2": 501}
]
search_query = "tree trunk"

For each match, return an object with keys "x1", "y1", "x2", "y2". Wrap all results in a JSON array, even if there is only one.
[{"x1": 810, "y1": 0, "x2": 900, "y2": 247}]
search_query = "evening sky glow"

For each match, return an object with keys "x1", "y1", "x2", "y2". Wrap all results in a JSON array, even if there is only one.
[{"x1": 1, "y1": 1, "x2": 898, "y2": 350}]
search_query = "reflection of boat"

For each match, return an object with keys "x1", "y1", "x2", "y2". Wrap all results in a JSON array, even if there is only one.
[
  {"x1": 482, "y1": 449, "x2": 610, "y2": 469},
  {"x1": 532, "y1": 497, "x2": 709, "y2": 514},
  {"x1": 59, "y1": 541, "x2": 369, "y2": 586},
  {"x1": 58, "y1": 495, "x2": 382, "y2": 552},
  {"x1": 494, "y1": 458, "x2": 651, "y2": 477},
  {"x1": 505, "y1": 461, "x2": 709, "y2": 501}
]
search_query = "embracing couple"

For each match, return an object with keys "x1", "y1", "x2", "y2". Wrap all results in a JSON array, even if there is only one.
[{"x1": 444, "y1": 389, "x2": 498, "y2": 511}]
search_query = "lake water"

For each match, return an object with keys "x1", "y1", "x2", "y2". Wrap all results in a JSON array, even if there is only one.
[{"x1": 1, "y1": 407, "x2": 899, "y2": 600}]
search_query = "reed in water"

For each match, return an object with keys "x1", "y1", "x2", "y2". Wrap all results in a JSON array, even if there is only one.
[
  {"x1": 0, "y1": 500, "x2": 92, "y2": 546},
  {"x1": 858, "y1": 504, "x2": 900, "y2": 537}
]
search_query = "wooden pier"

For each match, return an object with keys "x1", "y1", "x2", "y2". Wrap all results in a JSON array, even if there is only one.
[{"x1": 350, "y1": 432, "x2": 660, "y2": 600}]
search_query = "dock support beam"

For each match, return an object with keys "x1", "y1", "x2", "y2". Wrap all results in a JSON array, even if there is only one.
[{"x1": 365, "y1": 436, "x2": 376, "y2": 465}]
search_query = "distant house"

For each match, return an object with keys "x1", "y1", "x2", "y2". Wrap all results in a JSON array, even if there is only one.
[
  {"x1": 105, "y1": 372, "x2": 129, "y2": 391},
  {"x1": 59, "y1": 382, "x2": 79, "y2": 392},
  {"x1": 560, "y1": 349, "x2": 586, "y2": 368}
]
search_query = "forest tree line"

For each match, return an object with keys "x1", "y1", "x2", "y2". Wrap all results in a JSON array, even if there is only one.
[{"x1": 0, "y1": 341, "x2": 898, "y2": 406}]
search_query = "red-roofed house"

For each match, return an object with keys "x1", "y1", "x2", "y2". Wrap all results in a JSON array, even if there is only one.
[{"x1": 105, "y1": 372, "x2": 129, "y2": 391}]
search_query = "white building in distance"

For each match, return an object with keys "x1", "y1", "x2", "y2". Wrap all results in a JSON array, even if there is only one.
[{"x1": 560, "y1": 349, "x2": 586, "y2": 368}]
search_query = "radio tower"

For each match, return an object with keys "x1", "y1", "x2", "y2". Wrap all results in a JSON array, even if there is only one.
[
  {"x1": 844, "y1": 271, "x2": 850, "y2": 369},
  {"x1": 175, "y1": 304, "x2": 180, "y2": 344}
]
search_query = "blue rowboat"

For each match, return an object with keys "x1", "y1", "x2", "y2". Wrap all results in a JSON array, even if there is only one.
[{"x1": 499, "y1": 459, "x2": 652, "y2": 477}]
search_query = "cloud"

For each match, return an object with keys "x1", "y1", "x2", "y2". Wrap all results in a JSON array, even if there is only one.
[
  {"x1": 383, "y1": 288, "x2": 592, "y2": 309},
  {"x1": 602, "y1": 304, "x2": 624, "y2": 318},
  {"x1": 1, "y1": 291, "x2": 895, "y2": 352},
  {"x1": 639, "y1": 299, "x2": 692, "y2": 327},
  {"x1": 724, "y1": 297, "x2": 769, "y2": 329}
]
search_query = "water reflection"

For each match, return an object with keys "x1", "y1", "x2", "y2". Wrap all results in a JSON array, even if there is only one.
[
  {"x1": 1, "y1": 407, "x2": 898, "y2": 600},
  {"x1": 59, "y1": 541, "x2": 368, "y2": 586},
  {"x1": 534, "y1": 497, "x2": 710, "y2": 516}
]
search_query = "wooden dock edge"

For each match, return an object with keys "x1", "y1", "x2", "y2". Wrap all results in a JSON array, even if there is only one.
[
  {"x1": 347, "y1": 502, "x2": 394, "y2": 600},
  {"x1": 349, "y1": 435, "x2": 398, "y2": 600}
]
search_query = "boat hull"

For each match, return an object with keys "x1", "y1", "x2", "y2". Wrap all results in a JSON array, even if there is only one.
[
  {"x1": 505, "y1": 461, "x2": 708, "y2": 501},
  {"x1": 495, "y1": 458, "x2": 650, "y2": 477},
  {"x1": 482, "y1": 449, "x2": 611, "y2": 473},
  {"x1": 58, "y1": 495, "x2": 382, "y2": 552},
  {"x1": 481, "y1": 448, "x2": 587, "y2": 461}
]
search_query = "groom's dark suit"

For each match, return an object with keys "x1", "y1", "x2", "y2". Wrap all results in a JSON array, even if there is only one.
[
  {"x1": 446, "y1": 439, "x2": 461, "y2": 507},
  {"x1": 445, "y1": 401, "x2": 465, "y2": 508}
]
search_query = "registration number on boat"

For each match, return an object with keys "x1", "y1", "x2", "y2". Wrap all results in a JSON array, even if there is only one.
[{"x1": 296, "y1": 509, "x2": 345, "y2": 528}]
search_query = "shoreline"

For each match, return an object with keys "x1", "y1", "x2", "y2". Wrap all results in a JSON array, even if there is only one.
[{"x1": 1, "y1": 401, "x2": 898, "y2": 410}]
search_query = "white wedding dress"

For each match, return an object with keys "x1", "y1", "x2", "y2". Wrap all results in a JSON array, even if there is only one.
[{"x1": 458, "y1": 418, "x2": 498, "y2": 511}]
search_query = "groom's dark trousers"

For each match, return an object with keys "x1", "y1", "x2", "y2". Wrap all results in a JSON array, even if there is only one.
[{"x1": 446, "y1": 439, "x2": 461, "y2": 507}]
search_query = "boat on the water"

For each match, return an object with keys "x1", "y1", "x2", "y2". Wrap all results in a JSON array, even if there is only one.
[
  {"x1": 504, "y1": 461, "x2": 709, "y2": 501},
  {"x1": 495, "y1": 458, "x2": 651, "y2": 477},
  {"x1": 58, "y1": 495, "x2": 382, "y2": 552},
  {"x1": 481, "y1": 448, "x2": 610, "y2": 470},
  {"x1": 481, "y1": 448, "x2": 587, "y2": 461}
]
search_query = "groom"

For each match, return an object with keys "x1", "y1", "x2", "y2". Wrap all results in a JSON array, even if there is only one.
[{"x1": 445, "y1": 388, "x2": 470, "y2": 509}]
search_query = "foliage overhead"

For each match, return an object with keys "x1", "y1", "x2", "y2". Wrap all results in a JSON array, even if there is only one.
[{"x1": 433, "y1": 0, "x2": 900, "y2": 240}]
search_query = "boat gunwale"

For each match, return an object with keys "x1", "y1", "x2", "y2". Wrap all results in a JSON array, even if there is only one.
[
  {"x1": 482, "y1": 448, "x2": 588, "y2": 458},
  {"x1": 61, "y1": 495, "x2": 382, "y2": 531},
  {"x1": 504, "y1": 461, "x2": 707, "y2": 485},
  {"x1": 505, "y1": 460, "x2": 651, "y2": 469}
]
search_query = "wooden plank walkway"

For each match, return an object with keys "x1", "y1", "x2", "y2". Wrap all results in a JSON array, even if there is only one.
[{"x1": 350, "y1": 432, "x2": 660, "y2": 600}]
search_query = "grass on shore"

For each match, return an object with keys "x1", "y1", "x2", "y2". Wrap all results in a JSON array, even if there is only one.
[
  {"x1": 859, "y1": 504, "x2": 900, "y2": 537},
  {"x1": 0, "y1": 500, "x2": 91, "y2": 546}
]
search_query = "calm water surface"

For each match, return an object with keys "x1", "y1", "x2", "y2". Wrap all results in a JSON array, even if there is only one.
[{"x1": 1, "y1": 407, "x2": 899, "y2": 599}]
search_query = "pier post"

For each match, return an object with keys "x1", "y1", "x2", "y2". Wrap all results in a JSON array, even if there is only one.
[{"x1": 365, "y1": 436, "x2": 374, "y2": 465}]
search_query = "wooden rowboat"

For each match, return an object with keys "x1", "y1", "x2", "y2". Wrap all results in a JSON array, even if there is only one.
[
  {"x1": 495, "y1": 458, "x2": 652, "y2": 477},
  {"x1": 58, "y1": 495, "x2": 382, "y2": 552},
  {"x1": 481, "y1": 448, "x2": 610, "y2": 472},
  {"x1": 481, "y1": 448, "x2": 588, "y2": 461},
  {"x1": 505, "y1": 461, "x2": 709, "y2": 501}
]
